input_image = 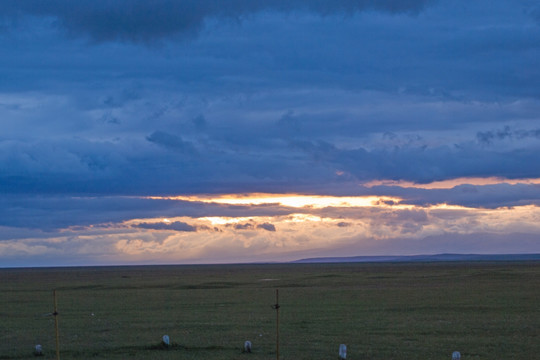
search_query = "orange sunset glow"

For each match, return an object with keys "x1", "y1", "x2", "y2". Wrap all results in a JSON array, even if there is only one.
[
  {"x1": 146, "y1": 194, "x2": 407, "y2": 209},
  {"x1": 3, "y1": 0, "x2": 540, "y2": 267},
  {"x1": 85, "y1": 186, "x2": 536, "y2": 264}
]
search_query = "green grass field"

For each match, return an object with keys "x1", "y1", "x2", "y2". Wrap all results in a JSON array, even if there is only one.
[{"x1": 1, "y1": 262, "x2": 538, "y2": 359}]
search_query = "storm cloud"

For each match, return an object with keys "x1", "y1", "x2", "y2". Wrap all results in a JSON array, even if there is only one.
[
  {"x1": 0, "y1": 0, "x2": 432, "y2": 43},
  {"x1": 134, "y1": 221, "x2": 198, "y2": 232},
  {"x1": 1, "y1": 0, "x2": 540, "y2": 266}
]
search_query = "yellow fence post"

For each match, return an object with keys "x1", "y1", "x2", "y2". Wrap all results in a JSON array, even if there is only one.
[
  {"x1": 53, "y1": 289, "x2": 60, "y2": 360},
  {"x1": 273, "y1": 289, "x2": 280, "y2": 360}
]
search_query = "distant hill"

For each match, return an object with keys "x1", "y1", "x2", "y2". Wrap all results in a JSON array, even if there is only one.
[{"x1": 292, "y1": 253, "x2": 540, "y2": 263}]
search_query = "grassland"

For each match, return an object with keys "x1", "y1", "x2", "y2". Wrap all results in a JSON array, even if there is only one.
[{"x1": 0, "y1": 262, "x2": 538, "y2": 359}]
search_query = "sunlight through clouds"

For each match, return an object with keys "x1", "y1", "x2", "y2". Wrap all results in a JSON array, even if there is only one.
[
  {"x1": 86, "y1": 193, "x2": 540, "y2": 264},
  {"x1": 2, "y1": 0, "x2": 540, "y2": 266},
  {"x1": 146, "y1": 194, "x2": 406, "y2": 209},
  {"x1": 2, "y1": 192, "x2": 539, "y2": 266}
]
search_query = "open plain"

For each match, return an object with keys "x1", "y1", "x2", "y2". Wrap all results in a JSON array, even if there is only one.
[{"x1": 1, "y1": 262, "x2": 539, "y2": 359}]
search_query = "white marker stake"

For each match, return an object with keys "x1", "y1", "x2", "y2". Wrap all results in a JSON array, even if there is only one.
[
  {"x1": 244, "y1": 340, "x2": 252, "y2": 353},
  {"x1": 162, "y1": 335, "x2": 170, "y2": 347},
  {"x1": 339, "y1": 344, "x2": 347, "y2": 359},
  {"x1": 35, "y1": 344, "x2": 43, "y2": 356}
]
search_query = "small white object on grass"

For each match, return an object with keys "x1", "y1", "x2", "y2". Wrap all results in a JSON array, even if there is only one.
[
  {"x1": 452, "y1": 351, "x2": 461, "y2": 359},
  {"x1": 162, "y1": 335, "x2": 170, "y2": 346},
  {"x1": 339, "y1": 344, "x2": 347, "y2": 359},
  {"x1": 244, "y1": 340, "x2": 252, "y2": 353},
  {"x1": 34, "y1": 344, "x2": 43, "y2": 356}
]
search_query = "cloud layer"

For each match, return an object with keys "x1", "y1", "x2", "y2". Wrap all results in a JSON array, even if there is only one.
[
  {"x1": 1, "y1": 0, "x2": 539, "y2": 266},
  {"x1": 0, "y1": 0, "x2": 432, "y2": 43},
  {"x1": 1, "y1": 193, "x2": 539, "y2": 267}
]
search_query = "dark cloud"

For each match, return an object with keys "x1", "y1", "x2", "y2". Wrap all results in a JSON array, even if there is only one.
[
  {"x1": 0, "y1": 193, "x2": 301, "y2": 234},
  {"x1": 134, "y1": 221, "x2": 197, "y2": 232},
  {"x1": 146, "y1": 131, "x2": 197, "y2": 154},
  {"x1": 234, "y1": 223, "x2": 254, "y2": 230},
  {"x1": 287, "y1": 136, "x2": 540, "y2": 185},
  {"x1": 228, "y1": 221, "x2": 278, "y2": 232},
  {"x1": 0, "y1": 194, "x2": 221, "y2": 232},
  {"x1": 3, "y1": 129, "x2": 540, "y2": 198},
  {"x1": 0, "y1": 0, "x2": 432, "y2": 43},
  {"x1": 257, "y1": 223, "x2": 276, "y2": 232},
  {"x1": 477, "y1": 126, "x2": 540, "y2": 145}
]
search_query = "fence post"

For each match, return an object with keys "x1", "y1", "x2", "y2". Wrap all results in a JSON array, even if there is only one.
[
  {"x1": 271, "y1": 289, "x2": 280, "y2": 360},
  {"x1": 53, "y1": 290, "x2": 60, "y2": 360}
]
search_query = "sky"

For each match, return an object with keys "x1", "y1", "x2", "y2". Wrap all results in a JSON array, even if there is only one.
[{"x1": 1, "y1": 0, "x2": 540, "y2": 267}]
